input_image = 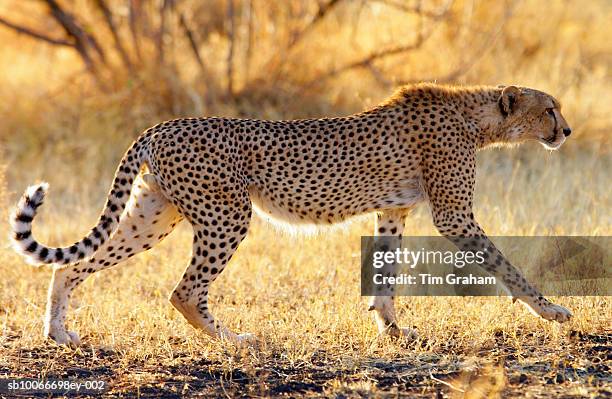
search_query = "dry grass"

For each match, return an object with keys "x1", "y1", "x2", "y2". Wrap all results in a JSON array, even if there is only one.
[{"x1": 0, "y1": 0, "x2": 610, "y2": 397}]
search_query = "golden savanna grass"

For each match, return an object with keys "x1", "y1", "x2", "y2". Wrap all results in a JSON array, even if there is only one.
[{"x1": 0, "y1": 0, "x2": 610, "y2": 397}]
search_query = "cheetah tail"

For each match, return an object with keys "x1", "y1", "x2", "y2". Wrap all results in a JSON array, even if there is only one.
[{"x1": 9, "y1": 141, "x2": 144, "y2": 267}]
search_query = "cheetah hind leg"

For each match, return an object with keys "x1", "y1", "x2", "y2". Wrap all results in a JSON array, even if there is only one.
[
  {"x1": 368, "y1": 211, "x2": 418, "y2": 342},
  {"x1": 45, "y1": 173, "x2": 182, "y2": 346},
  {"x1": 168, "y1": 184, "x2": 254, "y2": 347},
  {"x1": 368, "y1": 296, "x2": 418, "y2": 340}
]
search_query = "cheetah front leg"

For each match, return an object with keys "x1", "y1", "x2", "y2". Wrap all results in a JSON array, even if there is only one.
[
  {"x1": 45, "y1": 174, "x2": 182, "y2": 346},
  {"x1": 437, "y1": 217, "x2": 572, "y2": 322},
  {"x1": 367, "y1": 210, "x2": 418, "y2": 340},
  {"x1": 423, "y1": 146, "x2": 571, "y2": 323}
]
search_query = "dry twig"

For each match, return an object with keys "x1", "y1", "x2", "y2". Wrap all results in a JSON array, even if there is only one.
[
  {"x1": 179, "y1": 13, "x2": 206, "y2": 73},
  {"x1": 0, "y1": 15, "x2": 72, "y2": 46},
  {"x1": 287, "y1": 0, "x2": 342, "y2": 51},
  {"x1": 226, "y1": 0, "x2": 236, "y2": 96},
  {"x1": 94, "y1": 0, "x2": 133, "y2": 70}
]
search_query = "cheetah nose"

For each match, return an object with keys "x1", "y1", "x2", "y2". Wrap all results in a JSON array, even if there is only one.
[{"x1": 563, "y1": 128, "x2": 572, "y2": 137}]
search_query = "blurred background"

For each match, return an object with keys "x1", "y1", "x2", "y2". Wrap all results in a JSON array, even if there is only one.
[{"x1": 0, "y1": 0, "x2": 609, "y2": 231}]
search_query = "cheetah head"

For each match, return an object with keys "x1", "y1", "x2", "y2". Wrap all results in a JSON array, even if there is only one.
[{"x1": 498, "y1": 85, "x2": 571, "y2": 150}]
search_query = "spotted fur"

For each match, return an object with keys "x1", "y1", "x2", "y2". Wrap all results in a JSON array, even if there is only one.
[{"x1": 10, "y1": 83, "x2": 573, "y2": 347}]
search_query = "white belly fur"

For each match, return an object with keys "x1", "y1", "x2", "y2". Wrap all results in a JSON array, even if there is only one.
[{"x1": 247, "y1": 179, "x2": 424, "y2": 235}]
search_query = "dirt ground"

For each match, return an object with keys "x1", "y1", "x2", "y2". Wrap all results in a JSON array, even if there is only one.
[{"x1": 2, "y1": 319, "x2": 609, "y2": 398}]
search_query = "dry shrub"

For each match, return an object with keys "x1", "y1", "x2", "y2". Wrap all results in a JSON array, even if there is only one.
[{"x1": 0, "y1": 0, "x2": 610, "y2": 133}]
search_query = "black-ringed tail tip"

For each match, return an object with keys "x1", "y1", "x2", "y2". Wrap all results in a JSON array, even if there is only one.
[
  {"x1": 9, "y1": 142, "x2": 141, "y2": 268},
  {"x1": 10, "y1": 181, "x2": 109, "y2": 267},
  {"x1": 10, "y1": 183, "x2": 50, "y2": 266}
]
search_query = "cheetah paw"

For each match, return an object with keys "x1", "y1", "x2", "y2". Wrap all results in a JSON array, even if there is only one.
[
  {"x1": 395, "y1": 327, "x2": 418, "y2": 342},
  {"x1": 46, "y1": 329, "x2": 81, "y2": 347},
  {"x1": 235, "y1": 333, "x2": 257, "y2": 347},
  {"x1": 517, "y1": 297, "x2": 572, "y2": 323},
  {"x1": 219, "y1": 330, "x2": 257, "y2": 347},
  {"x1": 382, "y1": 325, "x2": 418, "y2": 341}
]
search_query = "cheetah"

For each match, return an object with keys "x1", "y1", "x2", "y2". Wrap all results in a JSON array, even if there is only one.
[{"x1": 10, "y1": 83, "x2": 573, "y2": 346}]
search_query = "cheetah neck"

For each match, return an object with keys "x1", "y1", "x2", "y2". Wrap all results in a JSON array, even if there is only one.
[
  {"x1": 459, "y1": 88, "x2": 517, "y2": 149},
  {"x1": 385, "y1": 84, "x2": 518, "y2": 149}
]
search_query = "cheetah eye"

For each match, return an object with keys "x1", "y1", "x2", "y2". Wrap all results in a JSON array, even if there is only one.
[{"x1": 546, "y1": 108, "x2": 555, "y2": 116}]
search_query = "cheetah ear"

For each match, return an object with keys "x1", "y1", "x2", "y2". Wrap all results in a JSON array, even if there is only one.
[{"x1": 498, "y1": 85, "x2": 521, "y2": 117}]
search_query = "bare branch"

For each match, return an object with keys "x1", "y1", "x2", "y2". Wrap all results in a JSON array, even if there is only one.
[
  {"x1": 0, "y1": 15, "x2": 73, "y2": 46},
  {"x1": 299, "y1": 0, "x2": 455, "y2": 91},
  {"x1": 43, "y1": 0, "x2": 107, "y2": 71},
  {"x1": 287, "y1": 0, "x2": 342, "y2": 51},
  {"x1": 157, "y1": 0, "x2": 172, "y2": 64},
  {"x1": 396, "y1": 3, "x2": 516, "y2": 86},
  {"x1": 128, "y1": 0, "x2": 143, "y2": 63},
  {"x1": 244, "y1": 0, "x2": 254, "y2": 81},
  {"x1": 179, "y1": 12, "x2": 206, "y2": 73},
  {"x1": 367, "y1": 64, "x2": 393, "y2": 87},
  {"x1": 44, "y1": 0, "x2": 106, "y2": 64},
  {"x1": 226, "y1": 0, "x2": 235, "y2": 96},
  {"x1": 370, "y1": 0, "x2": 455, "y2": 19},
  {"x1": 302, "y1": 32, "x2": 432, "y2": 89},
  {"x1": 255, "y1": 0, "x2": 344, "y2": 86},
  {"x1": 94, "y1": 0, "x2": 132, "y2": 70}
]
